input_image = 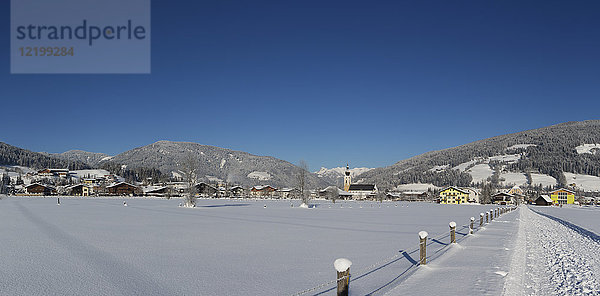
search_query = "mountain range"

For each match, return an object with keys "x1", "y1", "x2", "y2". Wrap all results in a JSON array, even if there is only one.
[{"x1": 3, "y1": 120, "x2": 600, "y2": 191}]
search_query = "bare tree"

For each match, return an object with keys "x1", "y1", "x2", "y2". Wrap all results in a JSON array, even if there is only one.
[
  {"x1": 327, "y1": 186, "x2": 339, "y2": 204},
  {"x1": 297, "y1": 160, "x2": 310, "y2": 204},
  {"x1": 182, "y1": 153, "x2": 198, "y2": 207}
]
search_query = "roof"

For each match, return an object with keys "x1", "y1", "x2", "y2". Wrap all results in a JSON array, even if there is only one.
[
  {"x1": 25, "y1": 183, "x2": 55, "y2": 190},
  {"x1": 348, "y1": 184, "x2": 376, "y2": 191},
  {"x1": 401, "y1": 191, "x2": 426, "y2": 195},
  {"x1": 142, "y1": 186, "x2": 167, "y2": 193},
  {"x1": 107, "y1": 182, "x2": 137, "y2": 188},
  {"x1": 550, "y1": 188, "x2": 576, "y2": 194},
  {"x1": 251, "y1": 185, "x2": 276, "y2": 191},
  {"x1": 492, "y1": 192, "x2": 514, "y2": 197},
  {"x1": 441, "y1": 186, "x2": 470, "y2": 194},
  {"x1": 538, "y1": 195, "x2": 552, "y2": 203}
]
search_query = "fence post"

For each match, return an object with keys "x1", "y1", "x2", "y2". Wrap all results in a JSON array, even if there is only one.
[
  {"x1": 469, "y1": 217, "x2": 474, "y2": 234},
  {"x1": 419, "y1": 231, "x2": 428, "y2": 265},
  {"x1": 57, "y1": 197, "x2": 60, "y2": 205},
  {"x1": 449, "y1": 222, "x2": 456, "y2": 243},
  {"x1": 334, "y1": 258, "x2": 352, "y2": 296},
  {"x1": 490, "y1": 210, "x2": 494, "y2": 221},
  {"x1": 486, "y1": 212, "x2": 489, "y2": 223},
  {"x1": 480, "y1": 213, "x2": 484, "y2": 227}
]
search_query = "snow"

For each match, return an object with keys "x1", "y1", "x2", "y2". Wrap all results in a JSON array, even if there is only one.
[
  {"x1": 489, "y1": 154, "x2": 521, "y2": 163},
  {"x1": 500, "y1": 172, "x2": 528, "y2": 186},
  {"x1": 100, "y1": 156, "x2": 113, "y2": 162},
  {"x1": 205, "y1": 175, "x2": 223, "y2": 182},
  {"x1": 453, "y1": 159, "x2": 478, "y2": 172},
  {"x1": 449, "y1": 221, "x2": 456, "y2": 228},
  {"x1": 247, "y1": 171, "x2": 271, "y2": 181},
  {"x1": 315, "y1": 167, "x2": 373, "y2": 178},
  {"x1": 220, "y1": 158, "x2": 226, "y2": 169},
  {"x1": 507, "y1": 144, "x2": 536, "y2": 150},
  {"x1": 466, "y1": 164, "x2": 493, "y2": 183},
  {"x1": 418, "y1": 231, "x2": 428, "y2": 239},
  {"x1": 394, "y1": 183, "x2": 439, "y2": 191},
  {"x1": 509, "y1": 207, "x2": 600, "y2": 295},
  {"x1": 299, "y1": 202, "x2": 309, "y2": 208},
  {"x1": 575, "y1": 143, "x2": 600, "y2": 155},
  {"x1": 70, "y1": 169, "x2": 112, "y2": 179},
  {"x1": 0, "y1": 198, "x2": 499, "y2": 296},
  {"x1": 334, "y1": 258, "x2": 352, "y2": 272},
  {"x1": 530, "y1": 173, "x2": 557, "y2": 187},
  {"x1": 564, "y1": 173, "x2": 600, "y2": 191},
  {"x1": 428, "y1": 164, "x2": 449, "y2": 172}
]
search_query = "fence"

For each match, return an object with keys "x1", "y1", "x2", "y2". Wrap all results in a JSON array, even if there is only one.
[{"x1": 291, "y1": 205, "x2": 518, "y2": 296}]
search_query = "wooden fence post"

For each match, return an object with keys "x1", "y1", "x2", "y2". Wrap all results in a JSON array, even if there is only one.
[
  {"x1": 419, "y1": 231, "x2": 428, "y2": 265},
  {"x1": 449, "y1": 222, "x2": 456, "y2": 243},
  {"x1": 334, "y1": 258, "x2": 352, "y2": 296},
  {"x1": 480, "y1": 213, "x2": 484, "y2": 227},
  {"x1": 490, "y1": 210, "x2": 494, "y2": 221},
  {"x1": 57, "y1": 197, "x2": 60, "y2": 205},
  {"x1": 486, "y1": 212, "x2": 489, "y2": 223},
  {"x1": 469, "y1": 217, "x2": 474, "y2": 234}
]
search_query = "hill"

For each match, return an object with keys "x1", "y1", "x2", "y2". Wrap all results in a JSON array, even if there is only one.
[
  {"x1": 102, "y1": 141, "x2": 329, "y2": 188},
  {"x1": 0, "y1": 142, "x2": 89, "y2": 170},
  {"x1": 359, "y1": 120, "x2": 600, "y2": 191}
]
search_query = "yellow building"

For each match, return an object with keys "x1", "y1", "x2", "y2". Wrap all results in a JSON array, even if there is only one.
[
  {"x1": 549, "y1": 188, "x2": 575, "y2": 205},
  {"x1": 439, "y1": 186, "x2": 470, "y2": 204}
]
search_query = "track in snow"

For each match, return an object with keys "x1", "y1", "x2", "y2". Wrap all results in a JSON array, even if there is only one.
[{"x1": 505, "y1": 206, "x2": 600, "y2": 296}]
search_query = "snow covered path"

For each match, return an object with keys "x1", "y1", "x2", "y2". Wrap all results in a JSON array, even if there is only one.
[
  {"x1": 385, "y1": 207, "x2": 520, "y2": 296},
  {"x1": 505, "y1": 206, "x2": 600, "y2": 296}
]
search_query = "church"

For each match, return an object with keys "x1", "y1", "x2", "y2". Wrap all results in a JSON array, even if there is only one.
[{"x1": 341, "y1": 164, "x2": 378, "y2": 200}]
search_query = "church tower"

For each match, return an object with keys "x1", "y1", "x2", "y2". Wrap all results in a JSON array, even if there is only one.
[{"x1": 343, "y1": 164, "x2": 351, "y2": 192}]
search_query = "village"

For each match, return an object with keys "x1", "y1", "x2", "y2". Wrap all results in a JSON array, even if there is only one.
[{"x1": 2, "y1": 165, "x2": 598, "y2": 207}]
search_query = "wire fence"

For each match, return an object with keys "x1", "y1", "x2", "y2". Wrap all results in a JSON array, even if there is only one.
[{"x1": 290, "y1": 206, "x2": 517, "y2": 296}]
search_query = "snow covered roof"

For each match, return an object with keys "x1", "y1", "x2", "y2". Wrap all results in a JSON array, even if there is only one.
[
  {"x1": 539, "y1": 195, "x2": 552, "y2": 203},
  {"x1": 441, "y1": 186, "x2": 470, "y2": 194},
  {"x1": 142, "y1": 186, "x2": 167, "y2": 193},
  {"x1": 107, "y1": 182, "x2": 137, "y2": 188},
  {"x1": 550, "y1": 188, "x2": 576, "y2": 194}
]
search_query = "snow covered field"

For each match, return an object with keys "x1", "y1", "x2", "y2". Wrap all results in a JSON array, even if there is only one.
[
  {"x1": 2, "y1": 198, "x2": 597, "y2": 295},
  {"x1": 0, "y1": 197, "x2": 497, "y2": 296}
]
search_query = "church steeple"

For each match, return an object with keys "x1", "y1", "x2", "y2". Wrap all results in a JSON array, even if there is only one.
[{"x1": 343, "y1": 163, "x2": 351, "y2": 192}]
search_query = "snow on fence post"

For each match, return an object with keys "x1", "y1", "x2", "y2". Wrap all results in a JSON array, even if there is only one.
[
  {"x1": 449, "y1": 221, "x2": 456, "y2": 243},
  {"x1": 419, "y1": 231, "x2": 428, "y2": 265},
  {"x1": 469, "y1": 217, "x2": 474, "y2": 234},
  {"x1": 334, "y1": 258, "x2": 352, "y2": 296},
  {"x1": 480, "y1": 213, "x2": 484, "y2": 227}
]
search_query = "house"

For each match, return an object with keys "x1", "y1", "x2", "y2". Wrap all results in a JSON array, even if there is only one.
[
  {"x1": 534, "y1": 195, "x2": 552, "y2": 206},
  {"x1": 318, "y1": 186, "x2": 344, "y2": 199},
  {"x1": 37, "y1": 169, "x2": 69, "y2": 178},
  {"x1": 66, "y1": 184, "x2": 92, "y2": 196},
  {"x1": 142, "y1": 185, "x2": 168, "y2": 197},
  {"x1": 492, "y1": 192, "x2": 514, "y2": 205},
  {"x1": 196, "y1": 182, "x2": 218, "y2": 196},
  {"x1": 462, "y1": 188, "x2": 480, "y2": 203},
  {"x1": 348, "y1": 184, "x2": 378, "y2": 200},
  {"x1": 506, "y1": 185, "x2": 525, "y2": 204},
  {"x1": 24, "y1": 183, "x2": 56, "y2": 195},
  {"x1": 278, "y1": 188, "x2": 300, "y2": 199},
  {"x1": 549, "y1": 188, "x2": 575, "y2": 205},
  {"x1": 106, "y1": 182, "x2": 139, "y2": 196},
  {"x1": 250, "y1": 185, "x2": 277, "y2": 197},
  {"x1": 229, "y1": 186, "x2": 245, "y2": 197},
  {"x1": 439, "y1": 186, "x2": 470, "y2": 204}
]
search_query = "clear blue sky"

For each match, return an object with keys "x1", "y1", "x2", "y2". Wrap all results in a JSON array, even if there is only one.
[{"x1": 2, "y1": 0, "x2": 600, "y2": 171}]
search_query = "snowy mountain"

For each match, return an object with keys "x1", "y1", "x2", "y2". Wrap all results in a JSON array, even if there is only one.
[
  {"x1": 102, "y1": 141, "x2": 329, "y2": 188},
  {"x1": 47, "y1": 150, "x2": 112, "y2": 167},
  {"x1": 360, "y1": 120, "x2": 600, "y2": 191},
  {"x1": 0, "y1": 142, "x2": 89, "y2": 170},
  {"x1": 315, "y1": 166, "x2": 373, "y2": 185}
]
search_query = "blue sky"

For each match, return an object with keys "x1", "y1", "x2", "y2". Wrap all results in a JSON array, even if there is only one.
[{"x1": 2, "y1": 0, "x2": 600, "y2": 171}]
